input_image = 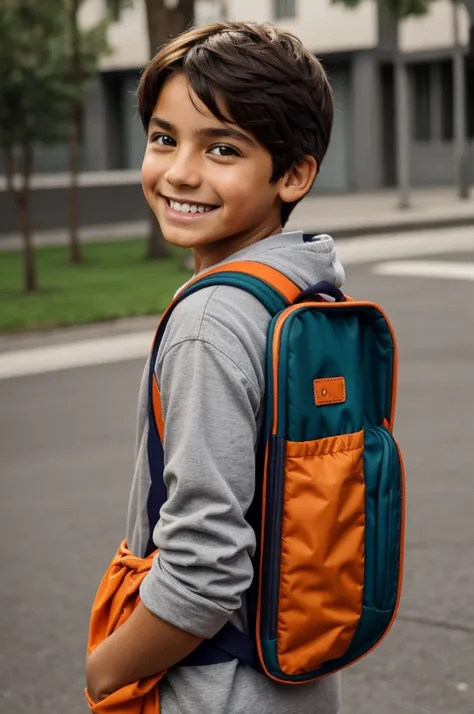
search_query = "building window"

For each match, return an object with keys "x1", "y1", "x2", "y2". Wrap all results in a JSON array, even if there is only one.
[
  {"x1": 466, "y1": 58, "x2": 473, "y2": 139},
  {"x1": 412, "y1": 64, "x2": 431, "y2": 141},
  {"x1": 440, "y1": 60, "x2": 454, "y2": 141},
  {"x1": 274, "y1": 0, "x2": 296, "y2": 19}
]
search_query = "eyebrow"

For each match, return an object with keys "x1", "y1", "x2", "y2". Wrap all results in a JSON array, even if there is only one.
[{"x1": 149, "y1": 116, "x2": 256, "y2": 147}]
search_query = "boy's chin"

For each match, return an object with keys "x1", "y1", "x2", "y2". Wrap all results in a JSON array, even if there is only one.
[
  {"x1": 159, "y1": 226, "x2": 224, "y2": 250},
  {"x1": 160, "y1": 229, "x2": 199, "y2": 250}
]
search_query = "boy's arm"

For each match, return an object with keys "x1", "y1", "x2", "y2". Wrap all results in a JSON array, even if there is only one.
[
  {"x1": 86, "y1": 603, "x2": 202, "y2": 701},
  {"x1": 88, "y1": 314, "x2": 262, "y2": 700}
]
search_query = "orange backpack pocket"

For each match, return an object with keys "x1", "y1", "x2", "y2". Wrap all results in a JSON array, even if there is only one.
[{"x1": 278, "y1": 430, "x2": 365, "y2": 674}]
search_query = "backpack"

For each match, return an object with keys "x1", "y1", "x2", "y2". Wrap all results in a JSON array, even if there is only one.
[{"x1": 145, "y1": 259, "x2": 405, "y2": 684}]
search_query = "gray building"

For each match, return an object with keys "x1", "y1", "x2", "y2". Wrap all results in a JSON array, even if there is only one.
[{"x1": 1, "y1": 0, "x2": 473, "y2": 233}]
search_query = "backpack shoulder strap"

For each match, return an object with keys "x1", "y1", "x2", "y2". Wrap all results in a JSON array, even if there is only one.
[
  {"x1": 145, "y1": 260, "x2": 300, "y2": 556},
  {"x1": 176, "y1": 260, "x2": 301, "y2": 306},
  {"x1": 149, "y1": 260, "x2": 300, "y2": 396}
]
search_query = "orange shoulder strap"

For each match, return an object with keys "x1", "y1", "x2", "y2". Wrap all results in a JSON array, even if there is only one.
[
  {"x1": 150, "y1": 260, "x2": 299, "y2": 438},
  {"x1": 175, "y1": 260, "x2": 301, "y2": 305}
]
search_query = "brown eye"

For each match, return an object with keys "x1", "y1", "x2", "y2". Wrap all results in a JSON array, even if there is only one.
[
  {"x1": 209, "y1": 145, "x2": 240, "y2": 157},
  {"x1": 153, "y1": 134, "x2": 176, "y2": 147}
]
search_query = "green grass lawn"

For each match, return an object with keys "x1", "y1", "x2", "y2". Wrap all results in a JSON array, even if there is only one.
[{"x1": 0, "y1": 239, "x2": 193, "y2": 333}]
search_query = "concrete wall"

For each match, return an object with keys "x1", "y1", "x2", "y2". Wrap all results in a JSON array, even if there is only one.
[
  {"x1": 121, "y1": 74, "x2": 146, "y2": 170},
  {"x1": 350, "y1": 52, "x2": 384, "y2": 190},
  {"x1": 82, "y1": 77, "x2": 111, "y2": 171},
  {"x1": 0, "y1": 175, "x2": 146, "y2": 235},
  {"x1": 410, "y1": 141, "x2": 474, "y2": 185},
  {"x1": 83, "y1": 0, "x2": 149, "y2": 71},
  {"x1": 315, "y1": 65, "x2": 352, "y2": 192},
  {"x1": 316, "y1": 51, "x2": 386, "y2": 193},
  {"x1": 406, "y1": 54, "x2": 474, "y2": 186},
  {"x1": 247, "y1": 0, "x2": 379, "y2": 53}
]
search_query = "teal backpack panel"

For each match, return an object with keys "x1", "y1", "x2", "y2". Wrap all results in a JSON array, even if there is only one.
[
  {"x1": 259, "y1": 299, "x2": 404, "y2": 682},
  {"x1": 175, "y1": 269, "x2": 405, "y2": 685}
]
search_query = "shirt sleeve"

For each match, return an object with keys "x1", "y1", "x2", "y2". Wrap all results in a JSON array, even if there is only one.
[{"x1": 139, "y1": 333, "x2": 262, "y2": 639}]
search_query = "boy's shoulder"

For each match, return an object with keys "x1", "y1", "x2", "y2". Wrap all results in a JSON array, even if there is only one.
[{"x1": 158, "y1": 283, "x2": 272, "y2": 379}]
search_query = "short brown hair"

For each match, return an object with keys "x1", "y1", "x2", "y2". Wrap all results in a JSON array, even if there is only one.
[{"x1": 137, "y1": 22, "x2": 334, "y2": 226}]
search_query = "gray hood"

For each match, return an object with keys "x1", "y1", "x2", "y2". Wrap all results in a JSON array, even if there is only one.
[{"x1": 200, "y1": 230, "x2": 345, "y2": 293}]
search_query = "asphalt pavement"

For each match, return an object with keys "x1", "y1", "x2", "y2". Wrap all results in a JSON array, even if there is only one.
[{"x1": 1, "y1": 230, "x2": 474, "y2": 714}]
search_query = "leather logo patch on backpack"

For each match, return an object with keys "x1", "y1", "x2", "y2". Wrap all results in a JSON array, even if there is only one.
[{"x1": 314, "y1": 377, "x2": 346, "y2": 406}]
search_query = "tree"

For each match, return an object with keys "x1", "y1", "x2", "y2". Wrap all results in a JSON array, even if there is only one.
[
  {"x1": 143, "y1": 0, "x2": 195, "y2": 260},
  {"x1": 67, "y1": 0, "x2": 130, "y2": 265},
  {"x1": 332, "y1": 0, "x2": 430, "y2": 209},
  {"x1": 0, "y1": 0, "x2": 76, "y2": 291}
]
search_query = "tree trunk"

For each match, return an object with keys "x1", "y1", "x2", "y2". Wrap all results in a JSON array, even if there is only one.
[
  {"x1": 18, "y1": 145, "x2": 37, "y2": 292},
  {"x1": 69, "y1": 0, "x2": 83, "y2": 264},
  {"x1": 144, "y1": 0, "x2": 194, "y2": 56},
  {"x1": 146, "y1": 208, "x2": 170, "y2": 259},
  {"x1": 3, "y1": 147, "x2": 15, "y2": 194},
  {"x1": 3, "y1": 145, "x2": 37, "y2": 292},
  {"x1": 394, "y1": 48, "x2": 410, "y2": 210},
  {"x1": 218, "y1": 0, "x2": 228, "y2": 20},
  {"x1": 143, "y1": 0, "x2": 195, "y2": 261},
  {"x1": 69, "y1": 101, "x2": 83, "y2": 264}
]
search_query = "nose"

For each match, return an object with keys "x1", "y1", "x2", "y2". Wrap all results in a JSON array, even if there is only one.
[{"x1": 164, "y1": 147, "x2": 202, "y2": 190}]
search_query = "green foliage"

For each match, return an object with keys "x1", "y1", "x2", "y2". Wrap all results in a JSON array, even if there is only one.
[
  {"x1": 0, "y1": 0, "x2": 118, "y2": 151},
  {"x1": 79, "y1": 18, "x2": 111, "y2": 82},
  {"x1": 0, "y1": 239, "x2": 191, "y2": 332},
  {"x1": 0, "y1": 0, "x2": 72, "y2": 147},
  {"x1": 332, "y1": 0, "x2": 430, "y2": 19}
]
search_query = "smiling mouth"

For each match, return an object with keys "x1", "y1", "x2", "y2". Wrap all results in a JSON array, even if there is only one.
[{"x1": 162, "y1": 196, "x2": 219, "y2": 214}]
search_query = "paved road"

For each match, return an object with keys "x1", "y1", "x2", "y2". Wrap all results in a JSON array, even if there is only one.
[{"x1": 1, "y1": 239, "x2": 474, "y2": 713}]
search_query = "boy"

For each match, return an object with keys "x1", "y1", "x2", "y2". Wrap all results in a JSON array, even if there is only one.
[{"x1": 87, "y1": 21, "x2": 344, "y2": 714}]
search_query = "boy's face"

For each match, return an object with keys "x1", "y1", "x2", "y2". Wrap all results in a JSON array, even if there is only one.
[{"x1": 141, "y1": 73, "x2": 288, "y2": 269}]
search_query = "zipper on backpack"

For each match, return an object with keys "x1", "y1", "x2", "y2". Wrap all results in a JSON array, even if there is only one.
[
  {"x1": 378, "y1": 425, "x2": 403, "y2": 611},
  {"x1": 380, "y1": 426, "x2": 393, "y2": 608},
  {"x1": 261, "y1": 309, "x2": 306, "y2": 644},
  {"x1": 260, "y1": 309, "x2": 302, "y2": 644},
  {"x1": 366, "y1": 424, "x2": 402, "y2": 611},
  {"x1": 262, "y1": 434, "x2": 286, "y2": 641}
]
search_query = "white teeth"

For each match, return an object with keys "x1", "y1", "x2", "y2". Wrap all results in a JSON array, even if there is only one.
[{"x1": 169, "y1": 199, "x2": 213, "y2": 214}]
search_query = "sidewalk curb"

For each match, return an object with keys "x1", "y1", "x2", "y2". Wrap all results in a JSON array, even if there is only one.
[
  {"x1": 1, "y1": 212, "x2": 473, "y2": 252},
  {"x1": 0, "y1": 315, "x2": 159, "y2": 355},
  {"x1": 307, "y1": 214, "x2": 474, "y2": 240}
]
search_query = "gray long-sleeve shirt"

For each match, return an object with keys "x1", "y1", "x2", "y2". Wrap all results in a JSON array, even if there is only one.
[{"x1": 126, "y1": 231, "x2": 345, "y2": 714}]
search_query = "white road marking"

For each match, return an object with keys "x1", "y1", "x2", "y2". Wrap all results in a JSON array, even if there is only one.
[
  {"x1": 373, "y1": 260, "x2": 474, "y2": 281},
  {"x1": 336, "y1": 225, "x2": 474, "y2": 265},
  {"x1": 0, "y1": 225, "x2": 473, "y2": 380},
  {"x1": 0, "y1": 333, "x2": 152, "y2": 380}
]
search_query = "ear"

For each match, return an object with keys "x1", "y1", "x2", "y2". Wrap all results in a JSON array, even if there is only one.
[{"x1": 278, "y1": 156, "x2": 318, "y2": 204}]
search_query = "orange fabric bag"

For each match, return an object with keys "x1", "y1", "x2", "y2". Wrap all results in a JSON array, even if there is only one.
[{"x1": 85, "y1": 541, "x2": 165, "y2": 713}]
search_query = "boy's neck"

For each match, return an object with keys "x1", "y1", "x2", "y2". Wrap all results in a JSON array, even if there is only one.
[{"x1": 192, "y1": 222, "x2": 283, "y2": 274}]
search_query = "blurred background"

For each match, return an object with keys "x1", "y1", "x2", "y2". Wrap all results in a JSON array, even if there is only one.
[{"x1": 1, "y1": 1, "x2": 474, "y2": 713}]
